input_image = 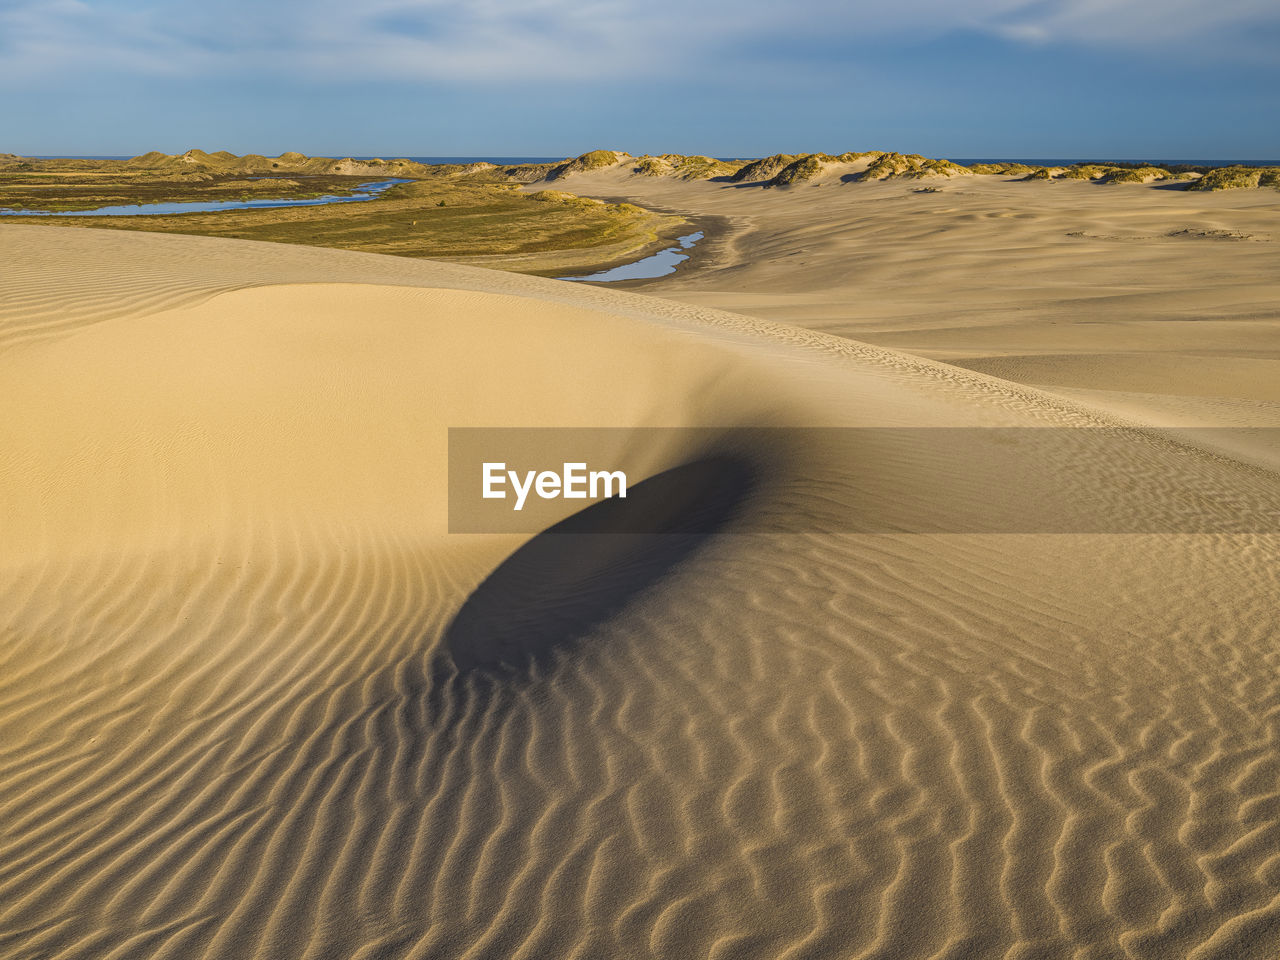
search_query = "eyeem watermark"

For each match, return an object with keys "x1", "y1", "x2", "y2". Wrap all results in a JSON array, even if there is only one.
[
  {"x1": 483, "y1": 462, "x2": 627, "y2": 511},
  {"x1": 450, "y1": 426, "x2": 1280, "y2": 534}
]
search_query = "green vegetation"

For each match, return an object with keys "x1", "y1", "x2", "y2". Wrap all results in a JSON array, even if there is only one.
[
  {"x1": 1054, "y1": 163, "x2": 1182, "y2": 183},
  {"x1": 1186, "y1": 165, "x2": 1279, "y2": 191},
  {"x1": 951, "y1": 158, "x2": 1280, "y2": 189},
  {"x1": 527, "y1": 189, "x2": 604, "y2": 206},
  {"x1": 957, "y1": 157, "x2": 1280, "y2": 189},
  {"x1": 0, "y1": 167, "x2": 373, "y2": 212},
  {"x1": 545, "y1": 150, "x2": 622, "y2": 180},
  {"x1": 669, "y1": 155, "x2": 744, "y2": 180},
  {"x1": 730, "y1": 155, "x2": 799, "y2": 183},
  {"x1": 651, "y1": 149, "x2": 1280, "y2": 191},
  {"x1": 1102, "y1": 166, "x2": 1171, "y2": 184},
  {"x1": 772, "y1": 155, "x2": 824, "y2": 186},
  {"x1": 633, "y1": 154, "x2": 745, "y2": 180},
  {"x1": 906, "y1": 157, "x2": 969, "y2": 179},
  {"x1": 729, "y1": 150, "x2": 970, "y2": 187},
  {"x1": 856, "y1": 152, "x2": 970, "y2": 181},
  {"x1": 1056, "y1": 164, "x2": 1113, "y2": 180},
  {"x1": 0, "y1": 151, "x2": 679, "y2": 275},
  {"x1": 861, "y1": 153, "x2": 914, "y2": 179},
  {"x1": 967, "y1": 162, "x2": 1042, "y2": 176},
  {"x1": 633, "y1": 156, "x2": 670, "y2": 177}
]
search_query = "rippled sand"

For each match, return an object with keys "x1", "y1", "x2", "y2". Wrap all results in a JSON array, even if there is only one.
[{"x1": 3, "y1": 224, "x2": 1279, "y2": 959}]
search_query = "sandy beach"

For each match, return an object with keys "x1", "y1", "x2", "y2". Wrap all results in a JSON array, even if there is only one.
[{"x1": 3, "y1": 163, "x2": 1280, "y2": 960}]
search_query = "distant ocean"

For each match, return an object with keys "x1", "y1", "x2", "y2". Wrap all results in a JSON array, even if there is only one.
[
  {"x1": 358, "y1": 157, "x2": 566, "y2": 164},
  {"x1": 947, "y1": 158, "x2": 1280, "y2": 168},
  {"x1": 21, "y1": 154, "x2": 565, "y2": 165},
  {"x1": 22, "y1": 155, "x2": 1280, "y2": 167}
]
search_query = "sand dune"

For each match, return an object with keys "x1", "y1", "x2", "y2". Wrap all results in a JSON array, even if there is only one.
[
  {"x1": 551, "y1": 168, "x2": 1280, "y2": 447},
  {"x1": 3, "y1": 224, "x2": 1280, "y2": 959}
]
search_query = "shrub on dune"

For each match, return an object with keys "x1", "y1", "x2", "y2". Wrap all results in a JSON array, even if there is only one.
[
  {"x1": 1188, "y1": 166, "x2": 1264, "y2": 191},
  {"x1": 771, "y1": 155, "x2": 824, "y2": 186},
  {"x1": 546, "y1": 150, "x2": 626, "y2": 181},
  {"x1": 1103, "y1": 166, "x2": 1172, "y2": 184},
  {"x1": 730, "y1": 154, "x2": 798, "y2": 183},
  {"x1": 633, "y1": 156, "x2": 671, "y2": 177}
]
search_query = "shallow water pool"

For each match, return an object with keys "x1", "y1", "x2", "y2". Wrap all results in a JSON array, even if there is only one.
[
  {"x1": 561, "y1": 232, "x2": 704, "y2": 282},
  {"x1": 0, "y1": 178, "x2": 411, "y2": 217}
]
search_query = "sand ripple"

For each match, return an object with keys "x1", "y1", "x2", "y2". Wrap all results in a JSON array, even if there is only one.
[{"x1": 3, "y1": 226, "x2": 1279, "y2": 959}]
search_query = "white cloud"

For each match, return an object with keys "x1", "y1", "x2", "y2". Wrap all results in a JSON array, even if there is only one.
[
  {"x1": 1, "y1": 0, "x2": 1277, "y2": 84},
  {"x1": 0, "y1": 0, "x2": 215, "y2": 75},
  {"x1": 984, "y1": 0, "x2": 1278, "y2": 49}
]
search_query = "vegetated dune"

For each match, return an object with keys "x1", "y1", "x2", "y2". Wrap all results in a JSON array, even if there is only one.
[
  {"x1": 3, "y1": 224, "x2": 1280, "y2": 960},
  {"x1": 2, "y1": 149, "x2": 566, "y2": 184},
  {"x1": 9, "y1": 148, "x2": 1277, "y2": 195},
  {"x1": 533, "y1": 149, "x2": 1280, "y2": 191},
  {"x1": 546, "y1": 149, "x2": 973, "y2": 187}
]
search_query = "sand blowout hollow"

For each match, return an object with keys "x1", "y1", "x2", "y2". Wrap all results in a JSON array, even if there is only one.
[{"x1": 3, "y1": 224, "x2": 1280, "y2": 959}]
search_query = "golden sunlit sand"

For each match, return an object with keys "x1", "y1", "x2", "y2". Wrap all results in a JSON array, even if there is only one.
[
  {"x1": 3, "y1": 197, "x2": 1280, "y2": 960},
  {"x1": 554, "y1": 159, "x2": 1280, "y2": 445}
]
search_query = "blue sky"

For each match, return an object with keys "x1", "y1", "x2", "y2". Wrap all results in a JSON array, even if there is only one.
[{"x1": 2, "y1": 0, "x2": 1278, "y2": 159}]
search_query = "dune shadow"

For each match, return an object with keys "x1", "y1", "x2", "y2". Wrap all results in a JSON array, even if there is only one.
[{"x1": 443, "y1": 454, "x2": 757, "y2": 676}]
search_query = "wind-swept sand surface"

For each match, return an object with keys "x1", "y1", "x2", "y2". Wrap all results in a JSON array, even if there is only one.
[
  {"x1": 3, "y1": 223, "x2": 1280, "y2": 959},
  {"x1": 555, "y1": 167, "x2": 1280, "y2": 454}
]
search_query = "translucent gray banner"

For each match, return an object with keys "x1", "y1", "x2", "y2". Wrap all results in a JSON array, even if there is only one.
[{"x1": 448, "y1": 427, "x2": 1280, "y2": 534}]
